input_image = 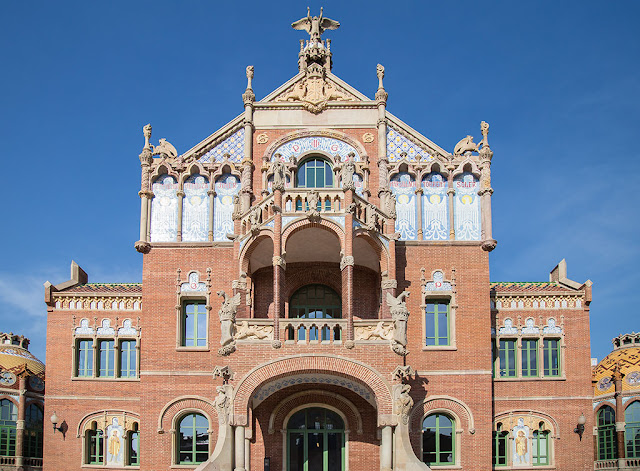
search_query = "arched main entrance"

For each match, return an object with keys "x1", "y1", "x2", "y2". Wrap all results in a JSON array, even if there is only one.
[{"x1": 287, "y1": 407, "x2": 345, "y2": 471}]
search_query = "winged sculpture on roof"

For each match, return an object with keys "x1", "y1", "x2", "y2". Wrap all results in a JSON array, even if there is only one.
[{"x1": 292, "y1": 7, "x2": 340, "y2": 41}]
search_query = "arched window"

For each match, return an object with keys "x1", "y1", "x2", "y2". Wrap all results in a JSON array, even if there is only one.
[
  {"x1": 214, "y1": 174, "x2": 240, "y2": 241},
  {"x1": 626, "y1": 401, "x2": 640, "y2": 458},
  {"x1": 0, "y1": 399, "x2": 17, "y2": 457},
  {"x1": 25, "y1": 404, "x2": 43, "y2": 459},
  {"x1": 150, "y1": 175, "x2": 179, "y2": 242},
  {"x1": 289, "y1": 285, "x2": 341, "y2": 341},
  {"x1": 492, "y1": 423, "x2": 508, "y2": 466},
  {"x1": 85, "y1": 421, "x2": 104, "y2": 464},
  {"x1": 297, "y1": 158, "x2": 333, "y2": 188},
  {"x1": 128, "y1": 422, "x2": 140, "y2": 466},
  {"x1": 178, "y1": 413, "x2": 209, "y2": 465},
  {"x1": 422, "y1": 413, "x2": 454, "y2": 466},
  {"x1": 532, "y1": 423, "x2": 550, "y2": 465},
  {"x1": 287, "y1": 408, "x2": 345, "y2": 471},
  {"x1": 598, "y1": 405, "x2": 617, "y2": 460}
]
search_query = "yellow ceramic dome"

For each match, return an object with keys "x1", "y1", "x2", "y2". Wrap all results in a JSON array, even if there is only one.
[
  {"x1": 0, "y1": 333, "x2": 45, "y2": 376},
  {"x1": 593, "y1": 333, "x2": 640, "y2": 397}
]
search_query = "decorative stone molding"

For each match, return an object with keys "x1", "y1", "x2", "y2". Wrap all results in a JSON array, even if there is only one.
[
  {"x1": 272, "y1": 256, "x2": 286, "y2": 270},
  {"x1": 54, "y1": 294, "x2": 142, "y2": 311},
  {"x1": 381, "y1": 279, "x2": 397, "y2": 290},
  {"x1": 339, "y1": 255, "x2": 354, "y2": 271},
  {"x1": 256, "y1": 133, "x2": 269, "y2": 144},
  {"x1": 362, "y1": 132, "x2": 374, "y2": 143},
  {"x1": 217, "y1": 290, "x2": 240, "y2": 356}
]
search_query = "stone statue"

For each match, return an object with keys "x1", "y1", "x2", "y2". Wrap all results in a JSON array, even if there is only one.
[
  {"x1": 306, "y1": 190, "x2": 320, "y2": 219},
  {"x1": 387, "y1": 291, "x2": 410, "y2": 355},
  {"x1": 232, "y1": 195, "x2": 241, "y2": 220},
  {"x1": 394, "y1": 383, "x2": 414, "y2": 424},
  {"x1": 291, "y1": 7, "x2": 340, "y2": 42},
  {"x1": 246, "y1": 65, "x2": 254, "y2": 89},
  {"x1": 271, "y1": 160, "x2": 287, "y2": 191},
  {"x1": 217, "y1": 290, "x2": 241, "y2": 355},
  {"x1": 365, "y1": 203, "x2": 379, "y2": 231},
  {"x1": 143, "y1": 124, "x2": 152, "y2": 150},
  {"x1": 153, "y1": 138, "x2": 178, "y2": 159},
  {"x1": 386, "y1": 193, "x2": 397, "y2": 219},
  {"x1": 214, "y1": 385, "x2": 230, "y2": 424},
  {"x1": 248, "y1": 205, "x2": 261, "y2": 233},
  {"x1": 341, "y1": 155, "x2": 356, "y2": 190},
  {"x1": 479, "y1": 121, "x2": 490, "y2": 150},
  {"x1": 453, "y1": 135, "x2": 478, "y2": 156}
]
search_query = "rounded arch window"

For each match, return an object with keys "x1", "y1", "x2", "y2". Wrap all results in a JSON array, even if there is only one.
[
  {"x1": 297, "y1": 157, "x2": 333, "y2": 188},
  {"x1": 178, "y1": 413, "x2": 209, "y2": 464},
  {"x1": 422, "y1": 413, "x2": 454, "y2": 466},
  {"x1": 25, "y1": 404, "x2": 43, "y2": 459},
  {"x1": 626, "y1": 401, "x2": 640, "y2": 458},
  {"x1": 0, "y1": 399, "x2": 17, "y2": 457}
]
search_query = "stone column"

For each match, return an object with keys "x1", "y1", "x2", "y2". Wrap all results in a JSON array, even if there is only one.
[
  {"x1": 479, "y1": 140, "x2": 496, "y2": 251},
  {"x1": 208, "y1": 189, "x2": 215, "y2": 242},
  {"x1": 415, "y1": 188, "x2": 423, "y2": 240},
  {"x1": 176, "y1": 190, "x2": 185, "y2": 242},
  {"x1": 614, "y1": 366, "x2": 626, "y2": 463},
  {"x1": 376, "y1": 64, "x2": 390, "y2": 213},
  {"x1": 272, "y1": 188, "x2": 284, "y2": 346},
  {"x1": 343, "y1": 189, "x2": 355, "y2": 344},
  {"x1": 135, "y1": 126, "x2": 154, "y2": 254},
  {"x1": 447, "y1": 171, "x2": 455, "y2": 240},
  {"x1": 380, "y1": 425, "x2": 393, "y2": 471},
  {"x1": 244, "y1": 430, "x2": 251, "y2": 471},
  {"x1": 241, "y1": 66, "x2": 256, "y2": 213},
  {"x1": 15, "y1": 374, "x2": 27, "y2": 468},
  {"x1": 235, "y1": 426, "x2": 246, "y2": 471}
]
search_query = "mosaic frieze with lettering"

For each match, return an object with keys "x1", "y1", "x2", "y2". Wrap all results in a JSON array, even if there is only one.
[
  {"x1": 271, "y1": 136, "x2": 360, "y2": 162},
  {"x1": 453, "y1": 172, "x2": 481, "y2": 241},
  {"x1": 150, "y1": 175, "x2": 179, "y2": 242},
  {"x1": 421, "y1": 173, "x2": 448, "y2": 240}
]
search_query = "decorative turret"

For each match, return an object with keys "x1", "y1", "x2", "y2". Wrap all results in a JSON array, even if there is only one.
[{"x1": 292, "y1": 7, "x2": 340, "y2": 73}]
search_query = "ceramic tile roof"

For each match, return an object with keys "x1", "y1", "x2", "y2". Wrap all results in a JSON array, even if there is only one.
[
  {"x1": 490, "y1": 282, "x2": 577, "y2": 293},
  {"x1": 0, "y1": 345, "x2": 45, "y2": 375},
  {"x1": 593, "y1": 347, "x2": 640, "y2": 396},
  {"x1": 60, "y1": 283, "x2": 142, "y2": 294}
]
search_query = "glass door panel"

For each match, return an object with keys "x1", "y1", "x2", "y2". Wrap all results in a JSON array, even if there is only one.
[{"x1": 307, "y1": 433, "x2": 324, "y2": 471}]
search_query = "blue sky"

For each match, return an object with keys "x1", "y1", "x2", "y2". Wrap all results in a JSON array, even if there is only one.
[{"x1": 1, "y1": 1, "x2": 638, "y2": 364}]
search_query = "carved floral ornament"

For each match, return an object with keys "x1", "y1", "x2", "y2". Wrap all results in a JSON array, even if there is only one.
[
  {"x1": 494, "y1": 317, "x2": 563, "y2": 336},
  {"x1": 73, "y1": 317, "x2": 140, "y2": 337}
]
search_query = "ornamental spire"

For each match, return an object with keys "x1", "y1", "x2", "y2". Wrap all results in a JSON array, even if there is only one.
[{"x1": 292, "y1": 7, "x2": 340, "y2": 72}]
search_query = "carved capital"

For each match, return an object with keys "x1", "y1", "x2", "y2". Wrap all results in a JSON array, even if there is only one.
[
  {"x1": 242, "y1": 90, "x2": 256, "y2": 105},
  {"x1": 134, "y1": 241, "x2": 151, "y2": 254},
  {"x1": 381, "y1": 279, "x2": 397, "y2": 290},
  {"x1": 344, "y1": 340, "x2": 355, "y2": 349},
  {"x1": 340, "y1": 255, "x2": 354, "y2": 271},
  {"x1": 375, "y1": 89, "x2": 388, "y2": 105},
  {"x1": 272, "y1": 256, "x2": 286, "y2": 269}
]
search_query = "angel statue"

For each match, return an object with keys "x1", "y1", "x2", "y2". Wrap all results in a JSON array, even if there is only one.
[
  {"x1": 217, "y1": 290, "x2": 241, "y2": 355},
  {"x1": 387, "y1": 291, "x2": 410, "y2": 355},
  {"x1": 292, "y1": 7, "x2": 340, "y2": 42}
]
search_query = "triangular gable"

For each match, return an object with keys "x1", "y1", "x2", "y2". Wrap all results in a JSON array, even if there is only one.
[
  {"x1": 179, "y1": 114, "x2": 245, "y2": 162},
  {"x1": 260, "y1": 72, "x2": 371, "y2": 104},
  {"x1": 385, "y1": 113, "x2": 449, "y2": 162}
]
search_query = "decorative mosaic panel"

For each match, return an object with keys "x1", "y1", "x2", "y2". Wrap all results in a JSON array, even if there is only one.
[
  {"x1": 199, "y1": 128, "x2": 245, "y2": 163},
  {"x1": 498, "y1": 319, "x2": 518, "y2": 335},
  {"x1": 390, "y1": 172, "x2": 417, "y2": 241},
  {"x1": 511, "y1": 418, "x2": 531, "y2": 466},
  {"x1": 271, "y1": 136, "x2": 360, "y2": 162},
  {"x1": 214, "y1": 174, "x2": 240, "y2": 241},
  {"x1": 424, "y1": 271, "x2": 452, "y2": 291},
  {"x1": 150, "y1": 175, "x2": 179, "y2": 242},
  {"x1": 521, "y1": 318, "x2": 540, "y2": 335},
  {"x1": 542, "y1": 318, "x2": 562, "y2": 334},
  {"x1": 386, "y1": 126, "x2": 435, "y2": 162},
  {"x1": 453, "y1": 172, "x2": 481, "y2": 241},
  {"x1": 353, "y1": 173, "x2": 364, "y2": 197},
  {"x1": 106, "y1": 417, "x2": 125, "y2": 465},
  {"x1": 421, "y1": 173, "x2": 448, "y2": 240},
  {"x1": 182, "y1": 174, "x2": 210, "y2": 242},
  {"x1": 75, "y1": 319, "x2": 94, "y2": 335},
  {"x1": 117, "y1": 319, "x2": 138, "y2": 336},
  {"x1": 97, "y1": 319, "x2": 115, "y2": 336},
  {"x1": 252, "y1": 373, "x2": 373, "y2": 406}
]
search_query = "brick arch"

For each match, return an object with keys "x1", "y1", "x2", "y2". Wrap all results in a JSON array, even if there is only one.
[
  {"x1": 409, "y1": 396, "x2": 475, "y2": 435},
  {"x1": 157, "y1": 396, "x2": 217, "y2": 433},
  {"x1": 282, "y1": 219, "x2": 345, "y2": 250},
  {"x1": 267, "y1": 390, "x2": 364, "y2": 435},
  {"x1": 353, "y1": 230, "x2": 389, "y2": 274},
  {"x1": 239, "y1": 233, "x2": 274, "y2": 274},
  {"x1": 232, "y1": 355, "x2": 393, "y2": 426}
]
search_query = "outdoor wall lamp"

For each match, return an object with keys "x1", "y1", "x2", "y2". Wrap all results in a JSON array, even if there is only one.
[
  {"x1": 50, "y1": 411, "x2": 64, "y2": 433},
  {"x1": 574, "y1": 412, "x2": 586, "y2": 440}
]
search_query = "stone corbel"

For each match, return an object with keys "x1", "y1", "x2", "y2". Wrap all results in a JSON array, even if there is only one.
[
  {"x1": 381, "y1": 279, "x2": 397, "y2": 290},
  {"x1": 340, "y1": 255, "x2": 354, "y2": 271},
  {"x1": 272, "y1": 256, "x2": 286, "y2": 270}
]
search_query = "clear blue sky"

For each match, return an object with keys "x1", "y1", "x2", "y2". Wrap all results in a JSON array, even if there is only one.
[{"x1": 1, "y1": 1, "x2": 638, "y2": 364}]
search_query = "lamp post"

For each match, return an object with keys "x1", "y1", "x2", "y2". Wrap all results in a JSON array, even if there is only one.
[
  {"x1": 574, "y1": 412, "x2": 586, "y2": 440},
  {"x1": 50, "y1": 411, "x2": 64, "y2": 433}
]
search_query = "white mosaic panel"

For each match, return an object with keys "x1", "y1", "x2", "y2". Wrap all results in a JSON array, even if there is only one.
[
  {"x1": 390, "y1": 172, "x2": 417, "y2": 241},
  {"x1": 200, "y1": 128, "x2": 245, "y2": 163},
  {"x1": 272, "y1": 136, "x2": 360, "y2": 162},
  {"x1": 421, "y1": 173, "x2": 448, "y2": 240},
  {"x1": 453, "y1": 172, "x2": 481, "y2": 241},
  {"x1": 182, "y1": 174, "x2": 209, "y2": 242},
  {"x1": 214, "y1": 174, "x2": 240, "y2": 241},
  {"x1": 150, "y1": 175, "x2": 179, "y2": 242}
]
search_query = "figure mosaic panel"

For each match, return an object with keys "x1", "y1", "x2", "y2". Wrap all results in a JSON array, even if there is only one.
[
  {"x1": 390, "y1": 172, "x2": 417, "y2": 241},
  {"x1": 386, "y1": 126, "x2": 435, "y2": 162},
  {"x1": 512, "y1": 418, "x2": 531, "y2": 467},
  {"x1": 106, "y1": 417, "x2": 124, "y2": 466},
  {"x1": 199, "y1": 128, "x2": 245, "y2": 163},
  {"x1": 453, "y1": 172, "x2": 481, "y2": 241},
  {"x1": 353, "y1": 173, "x2": 364, "y2": 196},
  {"x1": 214, "y1": 174, "x2": 240, "y2": 241},
  {"x1": 182, "y1": 174, "x2": 210, "y2": 242},
  {"x1": 150, "y1": 175, "x2": 179, "y2": 242},
  {"x1": 271, "y1": 136, "x2": 360, "y2": 162},
  {"x1": 421, "y1": 173, "x2": 448, "y2": 240}
]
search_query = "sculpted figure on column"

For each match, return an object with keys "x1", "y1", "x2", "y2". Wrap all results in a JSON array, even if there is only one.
[
  {"x1": 271, "y1": 160, "x2": 287, "y2": 191},
  {"x1": 217, "y1": 290, "x2": 241, "y2": 355},
  {"x1": 387, "y1": 291, "x2": 410, "y2": 355},
  {"x1": 341, "y1": 154, "x2": 356, "y2": 190}
]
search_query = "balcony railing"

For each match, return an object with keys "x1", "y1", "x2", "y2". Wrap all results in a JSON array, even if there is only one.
[
  {"x1": 24, "y1": 457, "x2": 44, "y2": 467},
  {"x1": 282, "y1": 319, "x2": 347, "y2": 345},
  {"x1": 595, "y1": 460, "x2": 621, "y2": 470},
  {"x1": 0, "y1": 456, "x2": 16, "y2": 465}
]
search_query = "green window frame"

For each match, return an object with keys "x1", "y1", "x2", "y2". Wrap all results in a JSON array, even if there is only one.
[
  {"x1": 597, "y1": 405, "x2": 617, "y2": 460},
  {"x1": 296, "y1": 158, "x2": 333, "y2": 189},
  {"x1": 425, "y1": 300, "x2": 450, "y2": 346},
  {"x1": 492, "y1": 423, "x2": 508, "y2": 466},
  {"x1": 182, "y1": 301, "x2": 207, "y2": 347},
  {"x1": 178, "y1": 413, "x2": 209, "y2": 464},
  {"x1": 87, "y1": 427, "x2": 104, "y2": 464},
  {"x1": 625, "y1": 401, "x2": 640, "y2": 458},
  {"x1": 532, "y1": 429, "x2": 549, "y2": 465},
  {"x1": 0, "y1": 399, "x2": 17, "y2": 457},
  {"x1": 119, "y1": 340, "x2": 137, "y2": 378},
  {"x1": 77, "y1": 339, "x2": 93, "y2": 377},
  {"x1": 422, "y1": 413, "x2": 454, "y2": 466},
  {"x1": 543, "y1": 339, "x2": 560, "y2": 376},
  {"x1": 128, "y1": 425, "x2": 140, "y2": 465},
  {"x1": 289, "y1": 284, "x2": 342, "y2": 342},
  {"x1": 522, "y1": 339, "x2": 538, "y2": 377},
  {"x1": 498, "y1": 339, "x2": 517, "y2": 377},
  {"x1": 24, "y1": 404, "x2": 43, "y2": 459},
  {"x1": 98, "y1": 340, "x2": 115, "y2": 377}
]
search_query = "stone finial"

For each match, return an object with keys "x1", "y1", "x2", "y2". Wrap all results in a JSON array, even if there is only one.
[
  {"x1": 480, "y1": 121, "x2": 490, "y2": 150},
  {"x1": 377, "y1": 64, "x2": 385, "y2": 89},
  {"x1": 143, "y1": 124, "x2": 152, "y2": 150},
  {"x1": 246, "y1": 66, "x2": 254, "y2": 90}
]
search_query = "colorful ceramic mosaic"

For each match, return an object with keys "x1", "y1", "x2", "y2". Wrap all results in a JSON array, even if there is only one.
[
  {"x1": 390, "y1": 172, "x2": 417, "y2": 240},
  {"x1": 181, "y1": 272, "x2": 207, "y2": 293},
  {"x1": 453, "y1": 172, "x2": 481, "y2": 241},
  {"x1": 150, "y1": 175, "x2": 179, "y2": 242},
  {"x1": 386, "y1": 126, "x2": 435, "y2": 162},
  {"x1": 214, "y1": 174, "x2": 240, "y2": 241},
  {"x1": 271, "y1": 136, "x2": 360, "y2": 162},
  {"x1": 182, "y1": 174, "x2": 210, "y2": 242},
  {"x1": 421, "y1": 173, "x2": 448, "y2": 240},
  {"x1": 424, "y1": 271, "x2": 452, "y2": 291},
  {"x1": 200, "y1": 128, "x2": 245, "y2": 163}
]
